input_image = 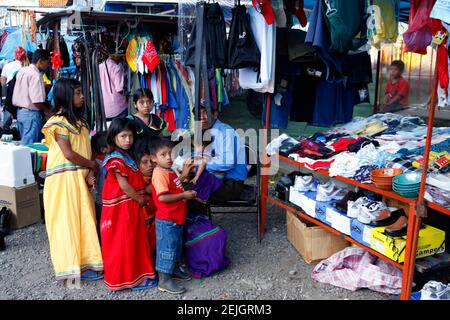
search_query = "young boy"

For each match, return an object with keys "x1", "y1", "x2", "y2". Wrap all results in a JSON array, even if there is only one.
[
  {"x1": 136, "y1": 147, "x2": 157, "y2": 258},
  {"x1": 381, "y1": 60, "x2": 410, "y2": 113},
  {"x1": 149, "y1": 138, "x2": 197, "y2": 294},
  {"x1": 91, "y1": 131, "x2": 109, "y2": 238}
]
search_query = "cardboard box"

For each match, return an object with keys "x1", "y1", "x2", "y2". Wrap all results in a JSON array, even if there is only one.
[
  {"x1": 350, "y1": 218, "x2": 376, "y2": 247},
  {"x1": 370, "y1": 224, "x2": 446, "y2": 263},
  {"x1": 0, "y1": 183, "x2": 41, "y2": 229},
  {"x1": 326, "y1": 206, "x2": 352, "y2": 236},
  {"x1": 286, "y1": 210, "x2": 349, "y2": 264}
]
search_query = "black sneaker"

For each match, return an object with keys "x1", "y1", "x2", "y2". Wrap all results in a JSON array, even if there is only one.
[
  {"x1": 157, "y1": 272, "x2": 186, "y2": 294},
  {"x1": 173, "y1": 265, "x2": 192, "y2": 281}
]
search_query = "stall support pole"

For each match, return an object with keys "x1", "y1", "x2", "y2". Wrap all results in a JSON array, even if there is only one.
[
  {"x1": 401, "y1": 53, "x2": 439, "y2": 300},
  {"x1": 260, "y1": 94, "x2": 272, "y2": 241},
  {"x1": 373, "y1": 50, "x2": 381, "y2": 114}
]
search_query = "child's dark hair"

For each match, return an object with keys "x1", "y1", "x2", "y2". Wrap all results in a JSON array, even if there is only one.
[
  {"x1": 52, "y1": 78, "x2": 87, "y2": 130},
  {"x1": 107, "y1": 118, "x2": 137, "y2": 154},
  {"x1": 135, "y1": 144, "x2": 152, "y2": 164},
  {"x1": 133, "y1": 88, "x2": 154, "y2": 104},
  {"x1": 149, "y1": 137, "x2": 175, "y2": 156},
  {"x1": 91, "y1": 131, "x2": 108, "y2": 154},
  {"x1": 391, "y1": 60, "x2": 405, "y2": 73}
]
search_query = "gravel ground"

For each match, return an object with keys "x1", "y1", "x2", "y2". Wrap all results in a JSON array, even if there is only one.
[{"x1": 0, "y1": 202, "x2": 390, "y2": 300}]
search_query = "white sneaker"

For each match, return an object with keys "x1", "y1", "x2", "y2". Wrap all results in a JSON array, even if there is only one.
[
  {"x1": 293, "y1": 175, "x2": 317, "y2": 193},
  {"x1": 316, "y1": 181, "x2": 346, "y2": 202},
  {"x1": 421, "y1": 281, "x2": 450, "y2": 300},
  {"x1": 357, "y1": 201, "x2": 388, "y2": 224},
  {"x1": 347, "y1": 197, "x2": 372, "y2": 218}
]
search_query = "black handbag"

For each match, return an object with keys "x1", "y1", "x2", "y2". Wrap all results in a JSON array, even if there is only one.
[{"x1": 227, "y1": 1, "x2": 261, "y2": 69}]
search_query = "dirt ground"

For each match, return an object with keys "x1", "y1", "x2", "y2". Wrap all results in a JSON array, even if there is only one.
[{"x1": 0, "y1": 201, "x2": 391, "y2": 301}]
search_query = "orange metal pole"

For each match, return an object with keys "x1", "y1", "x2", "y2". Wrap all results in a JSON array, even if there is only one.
[
  {"x1": 428, "y1": 48, "x2": 434, "y2": 101},
  {"x1": 260, "y1": 94, "x2": 272, "y2": 241},
  {"x1": 378, "y1": 50, "x2": 385, "y2": 111},
  {"x1": 401, "y1": 52, "x2": 439, "y2": 300},
  {"x1": 400, "y1": 204, "x2": 421, "y2": 300},
  {"x1": 408, "y1": 52, "x2": 413, "y2": 87},
  {"x1": 417, "y1": 55, "x2": 422, "y2": 103}
]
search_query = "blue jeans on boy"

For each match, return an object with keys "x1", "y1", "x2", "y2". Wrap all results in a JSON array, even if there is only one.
[
  {"x1": 17, "y1": 108, "x2": 43, "y2": 145},
  {"x1": 156, "y1": 219, "x2": 184, "y2": 274}
]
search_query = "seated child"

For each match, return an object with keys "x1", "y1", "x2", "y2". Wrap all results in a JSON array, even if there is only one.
[
  {"x1": 381, "y1": 60, "x2": 410, "y2": 113},
  {"x1": 149, "y1": 137, "x2": 197, "y2": 295},
  {"x1": 172, "y1": 141, "x2": 224, "y2": 203}
]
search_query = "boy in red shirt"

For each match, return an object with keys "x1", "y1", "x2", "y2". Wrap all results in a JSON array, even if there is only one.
[
  {"x1": 381, "y1": 60, "x2": 410, "y2": 113},
  {"x1": 150, "y1": 138, "x2": 197, "y2": 294}
]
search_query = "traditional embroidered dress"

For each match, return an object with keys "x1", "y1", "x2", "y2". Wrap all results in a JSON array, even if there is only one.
[
  {"x1": 42, "y1": 116, "x2": 103, "y2": 280},
  {"x1": 101, "y1": 151, "x2": 156, "y2": 290}
]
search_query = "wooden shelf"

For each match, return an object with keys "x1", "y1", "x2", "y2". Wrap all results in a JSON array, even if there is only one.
[
  {"x1": 266, "y1": 194, "x2": 404, "y2": 270},
  {"x1": 276, "y1": 154, "x2": 418, "y2": 205}
]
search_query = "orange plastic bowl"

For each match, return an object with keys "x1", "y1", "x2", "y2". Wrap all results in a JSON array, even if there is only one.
[{"x1": 371, "y1": 168, "x2": 403, "y2": 178}]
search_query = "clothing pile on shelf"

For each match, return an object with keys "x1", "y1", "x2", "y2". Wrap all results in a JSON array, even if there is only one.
[{"x1": 267, "y1": 112, "x2": 450, "y2": 206}]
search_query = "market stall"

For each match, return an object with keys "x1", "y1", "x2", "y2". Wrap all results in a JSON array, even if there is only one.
[{"x1": 260, "y1": 0, "x2": 450, "y2": 300}]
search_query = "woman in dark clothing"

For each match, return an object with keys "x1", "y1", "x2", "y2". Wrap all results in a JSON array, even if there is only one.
[{"x1": 127, "y1": 88, "x2": 166, "y2": 152}]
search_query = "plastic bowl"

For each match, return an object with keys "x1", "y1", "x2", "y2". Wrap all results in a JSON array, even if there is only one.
[
  {"x1": 371, "y1": 168, "x2": 403, "y2": 178},
  {"x1": 393, "y1": 172, "x2": 422, "y2": 185}
]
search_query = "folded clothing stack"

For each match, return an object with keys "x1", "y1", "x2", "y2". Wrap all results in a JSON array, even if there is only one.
[{"x1": 425, "y1": 173, "x2": 450, "y2": 207}]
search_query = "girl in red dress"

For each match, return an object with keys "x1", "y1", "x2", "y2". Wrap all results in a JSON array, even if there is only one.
[{"x1": 101, "y1": 118, "x2": 156, "y2": 291}]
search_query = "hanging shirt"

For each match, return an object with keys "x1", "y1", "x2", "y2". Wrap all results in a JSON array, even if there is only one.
[
  {"x1": 238, "y1": 7, "x2": 276, "y2": 93},
  {"x1": 99, "y1": 58, "x2": 128, "y2": 119},
  {"x1": 206, "y1": 119, "x2": 248, "y2": 181},
  {"x1": 1, "y1": 59, "x2": 21, "y2": 83}
]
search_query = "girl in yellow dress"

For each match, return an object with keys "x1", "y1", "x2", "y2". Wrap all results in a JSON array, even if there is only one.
[{"x1": 42, "y1": 78, "x2": 103, "y2": 284}]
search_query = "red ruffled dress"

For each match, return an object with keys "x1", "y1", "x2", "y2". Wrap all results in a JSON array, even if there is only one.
[{"x1": 101, "y1": 151, "x2": 156, "y2": 290}]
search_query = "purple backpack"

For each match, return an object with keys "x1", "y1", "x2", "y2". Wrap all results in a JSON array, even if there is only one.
[{"x1": 184, "y1": 214, "x2": 230, "y2": 279}]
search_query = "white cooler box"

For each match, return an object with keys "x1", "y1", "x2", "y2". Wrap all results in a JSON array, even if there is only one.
[{"x1": 0, "y1": 143, "x2": 35, "y2": 187}]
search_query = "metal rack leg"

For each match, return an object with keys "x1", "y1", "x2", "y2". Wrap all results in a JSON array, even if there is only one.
[{"x1": 400, "y1": 205, "x2": 421, "y2": 300}]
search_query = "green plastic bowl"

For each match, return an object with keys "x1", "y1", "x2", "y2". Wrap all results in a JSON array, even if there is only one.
[{"x1": 393, "y1": 172, "x2": 422, "y2": 186}]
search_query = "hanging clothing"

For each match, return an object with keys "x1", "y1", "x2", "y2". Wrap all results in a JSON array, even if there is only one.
[
  {"x1": 99, "y1": 58, "x2": 128, "y2": 119},
  {"x1": 42, "y1": 116, "x2": 103, "y2": 280},
  {"x1": 311, "y1": 80, "x2": 359, "y2": 127},
  {"x1": 367, "y1": 0, "x2": 400, "y2": 49},
  {"x1": 101, "y1": 151, "x2": 156, "y2": 291},
  {"x1": 239, "y1": 7, "x2": 276, "y2": 93},
  {"x1": 323, "y1": 0, "x2": 367, "y2": 54},
  {"x1": 305, "y1": 0, "x2": 346, "y2": 81},
  {"x1": 430, "y1": 0, "x2": 450, "y2": 24},
  {"x1": 403, "y1": 0, "x2": 435, "y2": 54}
]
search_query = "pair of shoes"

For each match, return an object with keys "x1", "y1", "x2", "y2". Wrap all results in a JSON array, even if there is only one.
[
  {"x1": 420, "y1": 281, "x2": 450, "y2": 300},
  {"x1": 347, "y1": 197, "x2": 373, "y2": 218},
  {"x1": 158, "y1": 272, "x2": 186, "y2": 294},
  {"x1": 384, "y1": 215, "x2": 408, "y2": 237},
  {"x1": 357, "y1": 201, "x2": 389, "y2": 224},
  {"x1": 292, "y1": 175, "x2": 316, "y2": 193},
  {"x1": 333, "y1": 191, "x2": 364, "y2": 213},
  {"x1": 131, "y1": 278, "x2": 158, "y2": 291},
  {"x1": 316, "y1": 181, "x2": 347, "y2": 202},
  {"x1": 369, "y1": 208, "x2": 405, "y2": 227}
]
